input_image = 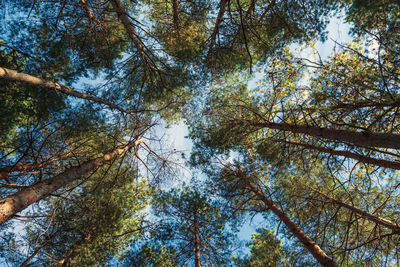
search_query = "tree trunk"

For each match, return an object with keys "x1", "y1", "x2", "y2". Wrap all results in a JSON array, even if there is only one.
[
  {"x1": 282, "y1": 140, "x2": 400, "y2": 170},
  {"x1": 206, "y1": 0, "x2": 228, "y2": 59},
  {"x1": 194, "y1": 211, "x2": 201, "y2": 267},
  {"x1": 236, "y1": 170, "x2": 337, "y2": 267},
  {"x1": 0, "y1": 139, "x2": 143, "y2": 225},
  {"x1": 252, "y1": 121, "x2": 400, "y2": 149},
  {"x1": 110, "y1": 0, "x2": 156, "y2": 70},
  {"x1": 311, "y1": 188, "x2": 400, "y2": 233},
  {"x1": 172, "y1": 0, "x2": 180, "y2": 33},
  {"x1": 0, "y1": 67, "x2": 137, "y2": 117}
]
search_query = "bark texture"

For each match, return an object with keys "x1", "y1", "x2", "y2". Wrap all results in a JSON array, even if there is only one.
[
  {"x1": 172, "y1": 0, "x2": 180, "y2": 32},
  {"x1": 0, "y1": 139, "x2": 143, "y2": 225}
]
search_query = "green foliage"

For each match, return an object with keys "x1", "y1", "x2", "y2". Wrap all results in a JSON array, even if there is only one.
[
  {"x1": 186, "y1": 8, "x2": 400, "y2": 263},
  {"x1": 344, "y1": 0, "x2": 400, "y2": 35},
  {"x1": 152, "y1": 185, "x2": 238, "y2": 266},
  {"x1": 235, "y1": 229, "x2": 290, "y2": 267},
  {"x1": 145, "y1": 0, "x2": 209, "y2": 61},
  {"x1": 123, "y1": 243, "x2": 179, "y2": 267},
  {"x1": 1, "y1": 0, "x2": 400, "y2": 265},
  {"x1": 208, "y1": 0, "x2": 336, "y2": 72}
]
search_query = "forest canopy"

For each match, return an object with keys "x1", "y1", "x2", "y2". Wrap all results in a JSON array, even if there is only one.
[{"x1": 0, "y1": 0, "x2": 399, "y2": 266}]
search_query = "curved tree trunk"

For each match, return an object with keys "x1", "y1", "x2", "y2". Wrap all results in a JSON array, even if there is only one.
[
  {"x1": 0, "y1": 67, "x2": 137, "y2": 117},
  {"x1": 0, "y1": 139, "x2": 143, "y2": 225},
  {"x1": 236, "y1": 170, "x2": 337, "y2": 267}
]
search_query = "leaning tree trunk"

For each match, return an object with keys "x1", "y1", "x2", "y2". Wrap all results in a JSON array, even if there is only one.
[
  {"x1": 0, "y1": 67, "x2": 137, "y2": 117},
  {"x1": 252, "y1": 121, "x2": 400, "y2": 149},
  {"x1": 236, "y1": 170, "x2": 338, "y2": 267},
  {"x1": 0, "y1": 139, "x2": 143, "y2": 225}
]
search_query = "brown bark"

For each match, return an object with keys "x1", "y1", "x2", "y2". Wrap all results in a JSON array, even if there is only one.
[
  {"x1": 110, "y1": 0, "x2": 156, "y2": 69},
  {"x1": 172, "y1": 0, "x2": 180, "y2": 33},
  {"x1": 56, "y1": 231, "x2": 95, "y2": 266},
  {"x1": 311, "y1": 189, "x2": 400, "y2": 233},
  {"x1": 206, "y1": 0, "x2": 228, "y2": 59},
  {"x1": 194, "y1": 211, "x2": 201, "y2": 267},
  {"x1": 0, "y1": 67, "x2": 138, "y2": 117},
  {"x1": 0, "y1": 181, "x2": 27, "y2": 188},
  {"x1": 252, "y1": 121, "x2": 400, "y2": 149},
  {"x1": 0, "y1": 139, "x2": 143, "y2": 225},
  {"x1": 236, "y1": 170, "x2": 337, "y2": 267},
  {"x1": 283, "y1": 140, "x2": 400, "y2": 170}
]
